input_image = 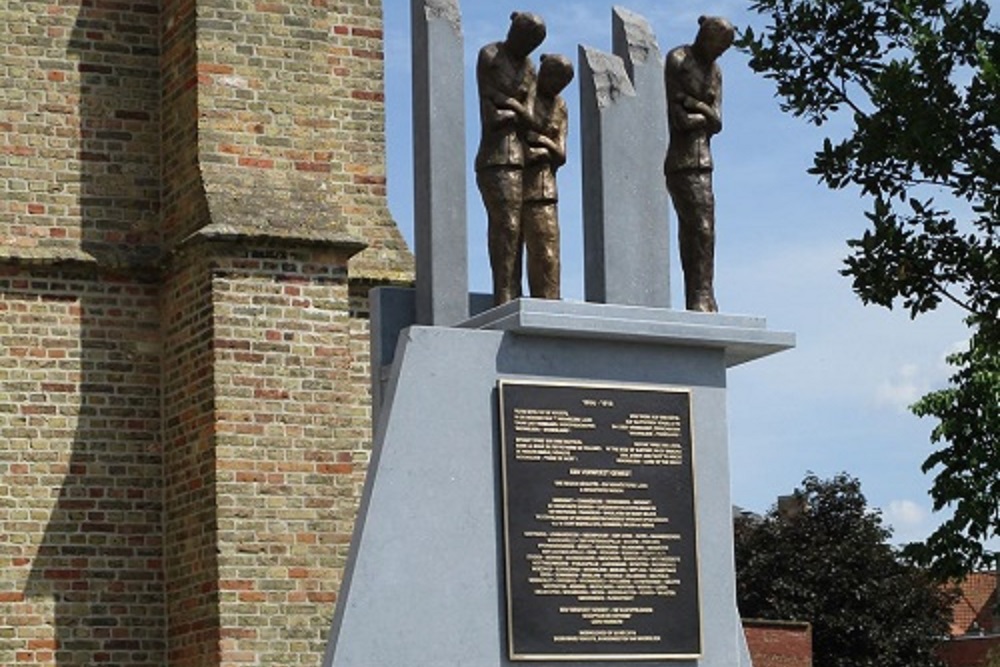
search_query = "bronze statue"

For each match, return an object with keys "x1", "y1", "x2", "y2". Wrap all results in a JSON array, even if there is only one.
[
  {"x1": 475, "y1": 12, "x2": 546, "y2": 306},
  {"x1": 522, "y1": 54, "x2": 573, "y2": 300},
  {"x1": 664, "y1": 15, "x2": 734, "y2": 313}
]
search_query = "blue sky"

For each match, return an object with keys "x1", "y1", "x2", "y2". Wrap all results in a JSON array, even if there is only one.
[{"x1": 379, "y1": 0, "x2": 982, "y2": 545}]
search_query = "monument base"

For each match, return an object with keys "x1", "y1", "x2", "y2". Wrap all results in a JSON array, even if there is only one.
[{"x1": 324, "y1": 295, "x2": 792, "y2": 666}]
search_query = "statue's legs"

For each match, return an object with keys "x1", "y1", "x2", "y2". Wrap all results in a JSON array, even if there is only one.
[
  {"x1": 522, "y1": 200, "x2": 560, "y2": 300},
  {"x1": 667, "y1": 169, "x2": 717, "y2": 312},
  {"x1": 478, "y1": 168, "x2": 523, "y2": 305}
]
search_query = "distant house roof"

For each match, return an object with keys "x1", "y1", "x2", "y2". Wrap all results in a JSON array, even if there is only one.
[
  {"x1": 733, "y1": 504, "x2": 761, "y2": 521},
  {"x1": 950, "y1": 571, "x2": 999, "y2": 637}
]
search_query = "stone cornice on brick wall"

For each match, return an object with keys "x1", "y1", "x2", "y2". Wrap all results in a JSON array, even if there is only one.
[
  {"x1": 0, "y1": 248, "x2": 101, "y2": 266},
  {"x1": 0, "y1": 224, "x2": 367, "y2": 277},
  {"x1": 201, "y1": 172, "x2": 360, "y2": 244},
  {"x1": 190, "y1": 0, "x2": 414, "y2": 286},
  {"x1": 190, "y1": 224, "x2": 365, "y2": 254},
  {"x1": 163, "y1": 224, "x2": 366, "y2": 278}
]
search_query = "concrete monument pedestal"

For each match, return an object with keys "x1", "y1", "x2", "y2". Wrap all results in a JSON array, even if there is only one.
[
  {"x1": 325, "y1": 4, "x2": 795, "y2": 664},
  {"x1": 323, "y1": 295, "x2": 793, "y2": 667}
]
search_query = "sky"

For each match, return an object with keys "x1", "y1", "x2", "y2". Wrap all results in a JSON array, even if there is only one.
[{"x1": 379, "y1": 0, "x2": 987, "y2": 546}]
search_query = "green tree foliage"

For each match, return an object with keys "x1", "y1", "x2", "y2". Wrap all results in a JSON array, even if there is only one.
[
  {"x1": 734, "y1": 473, "x2": 956, "y2": 667},
  {"x1": 737, "y1": 0, "x2": 998, "y2": 576}
]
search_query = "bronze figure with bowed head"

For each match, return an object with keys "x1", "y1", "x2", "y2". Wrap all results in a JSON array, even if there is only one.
[
  {"x1": 522, "y1": 53, "x2": 574, "y2": 300},
  {"x1": 664, "y1": 16, "x2": 735, "y2": 313},
  {"x1": 475, "y1": 12, "x2": 547, "y2": 306}
]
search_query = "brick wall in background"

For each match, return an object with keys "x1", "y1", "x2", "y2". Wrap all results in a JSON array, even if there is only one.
[
  {"x1": 939, "y1": 636, "x2": 1000, "y2": 667},
  {"x1": 743, "y1": 619, "x2": 813, "y2": 667}
]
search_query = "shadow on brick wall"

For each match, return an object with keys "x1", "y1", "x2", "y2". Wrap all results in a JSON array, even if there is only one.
[{"x1": 23, "y1": 1, "x2": 165, "y2": 665}]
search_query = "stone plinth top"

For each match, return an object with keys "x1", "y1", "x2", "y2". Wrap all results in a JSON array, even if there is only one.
[{"x1": 460, "y1": 298, "x2": 795, "y2": 367}]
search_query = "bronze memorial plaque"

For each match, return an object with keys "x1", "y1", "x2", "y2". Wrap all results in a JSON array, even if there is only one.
[{"x1": 499, "y1": 380, "x2": 700, "y2": 661}]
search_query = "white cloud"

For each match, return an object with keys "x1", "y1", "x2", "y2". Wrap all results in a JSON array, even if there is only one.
[
  {"x1": 872, "y1": 338, "x2": 970, "y2": 413},
  {"x1": 886, "y1": 499, "x2": 926, "y2": 526},
  {"x1": 875, "y1": 363, "x2": 927, "y2": 413},
  {"x1": 883, "y1": 499, "x2": 930, "y2": 543},
  {"x1": 939, "y1": 338, "x2": 970, "y2": 369}
]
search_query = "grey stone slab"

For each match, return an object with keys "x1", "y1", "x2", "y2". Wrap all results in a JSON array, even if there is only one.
[
  {"x1": 740, "y1": 628, "x2": 753, "y2": 667},
  {"x1": 369, "y1": 288, "x2": 500, "y2": 417},
  {"x1": 369, "y1": 287, "x2": 416, "y2": 417},
  {"x1": 371, "y1": 290, "x2": 794, "y2": 417},
  {"x1": 461, "y1": 298, "x2": 795, "y2": 367},
  {"x1": 469, "y1": 290, "x2": 494, "y2": 317},
  {"x1": 579, "y1": 8, "x2": 670, "y2": 308},
  {"x1": 411, "y1": 0, "x2": 468, "y2": 325},
  {"x1": 323, "y1": 320, "x2": 758, "y2": 666}
]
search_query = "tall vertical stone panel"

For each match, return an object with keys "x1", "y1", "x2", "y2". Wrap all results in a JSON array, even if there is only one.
[
  {"x1": 580, "y1": 8, "x2": 670, "y2": 307},
  {"x1": 411, "y1": 0, "x2": 468, "y2": 325}
]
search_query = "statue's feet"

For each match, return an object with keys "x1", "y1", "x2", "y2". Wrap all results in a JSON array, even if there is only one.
[
  {"x1": 687, "y1": 292, "x2": 718, "y2": 313},
  {"x1": 494, "y1": 285, "x2": 522, "y2": 306}
]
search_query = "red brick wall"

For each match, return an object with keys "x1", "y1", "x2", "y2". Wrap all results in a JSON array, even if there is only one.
[
  {"x1": 940, "y1": 637, "x2": 1000, "y2": 667},
  {"x1": 744, "y1": 619, "x2": 813, "y2": 667}
]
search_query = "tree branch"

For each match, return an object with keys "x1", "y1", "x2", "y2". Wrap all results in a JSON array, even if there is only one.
[
  {"x1": 789, "y1": 36, "x2": 871, "y2": 118},
  {"x1": 935, "y1": 285, "x2": 979, "y2": 316}
]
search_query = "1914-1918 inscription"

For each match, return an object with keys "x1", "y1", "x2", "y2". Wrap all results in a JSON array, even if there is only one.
[{"x1": 499, "y1": 381, "x2": 700, "y2": 661}]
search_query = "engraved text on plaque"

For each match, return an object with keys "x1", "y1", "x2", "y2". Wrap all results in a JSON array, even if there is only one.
[{"x1": 499, "y1": 381, "x2": 700, "y2": 660}]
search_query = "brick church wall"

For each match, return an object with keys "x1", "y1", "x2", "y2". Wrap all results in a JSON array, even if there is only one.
[
  {"x1": 0, "y1": 0, "x2": 161, "y2": 264},
  {"x1": 1, "y1": 0, "x2": 413, "y2": 665},
  {"x1": 209, "y1": 243, "x2": 358, "y2": 664},
  {"x1": 192, "y1": 0, "x2": 410, "y2": 281},
  {"x1": 1, "y1": 0, "x2": 167, "y2": 664},
  {"x1": 0, "y1": 267, "x2": 165, "y2": 666},
  {"x1": 161, "y1": 0, "x2": 208, "y2": 250},
  {"x1": 162, "y1": 249, "x2": 220, "y2": 666}
]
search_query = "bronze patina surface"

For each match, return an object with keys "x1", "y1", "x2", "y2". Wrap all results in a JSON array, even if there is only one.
[
  {"x1": 476, "y1": 13, "x2": 571, "y2": 305},
  {"x1": 664, "y1": 16, "x2": 735, "y2": 313}
]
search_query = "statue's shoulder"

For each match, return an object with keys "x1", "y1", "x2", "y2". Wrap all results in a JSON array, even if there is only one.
[
  {"x1": 555, "y1": 95, "x2": 569, "y2": 118},
  {"x1": 665, "y1": 45, "x2": 691, "y2": 70},
  {"x1": 478, "y1": 41, "x2": 503, "y2": 65}
]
